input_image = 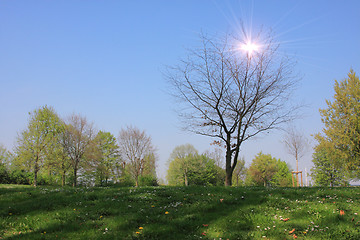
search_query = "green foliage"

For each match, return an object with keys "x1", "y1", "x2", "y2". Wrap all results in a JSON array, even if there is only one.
[
  {"x1": 315, "y1": 70, "x2": 360, "y2": 177},
  {"x1": 248, "y1": 152, "x2": 292, "y2": 187},
  {"x1": 138, "y1": 175, "x2": 158, "y2": 186},
  {"x1": 186, "y1": 155, "x2": 219, "y2": 186},
  {"x1": 311, "y1": 147, "x2": 349, "y2": 187},
  {"x1": 9, "y1": 170, "x2": 32, "y2": 185},
  {"x1": 167, "y1": 146, "x2": 224, "y2": 186},
  {"x1": 88, "y1": 131, "x2": 120, "y2": 186},
  {"x1": 0, "y1": 163, "x2": 10, "y2": 183},
  {"x1": 14, "y1": 106, "x2": 63, "y2": 186},
  {"x1": 271, "y1": 159, "x2": 292, "y2": 187}
]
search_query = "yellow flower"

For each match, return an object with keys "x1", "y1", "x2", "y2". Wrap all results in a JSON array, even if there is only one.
[
  {"x1": 100, "y1": 216, "x2": 103, "y2": 218},
  {"x1": 165, "y1": 211, "x2": 169, "y2": 215},
  {"x1": 151, "y1": 205, "x2": 155, "y2": 208},
  {"x1": 139, "y1": 227, "x2": 143, "y2": 230},
  {"x1": 136, "y1": 231, "x2": 140, "y2": 234}
]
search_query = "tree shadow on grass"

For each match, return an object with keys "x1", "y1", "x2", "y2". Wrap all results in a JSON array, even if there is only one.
[
  {"x1": 2, "y1": 185, "x2": 360, "y2": 239},
  {"x1": 0, "y1": 185, "x2": 263, "y2": 239}
]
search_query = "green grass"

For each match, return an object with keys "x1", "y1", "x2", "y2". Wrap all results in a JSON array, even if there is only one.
[{"x1": 1, "y1": 185, "x2": 360, "y2": 239}]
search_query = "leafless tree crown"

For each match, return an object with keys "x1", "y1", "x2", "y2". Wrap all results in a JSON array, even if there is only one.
[
  {"x1": 118, "y1": 126, "x2": 156, "y2": 185},
  {"x1": 166, "y1": 32, "x2": 300, "y2": 185}
]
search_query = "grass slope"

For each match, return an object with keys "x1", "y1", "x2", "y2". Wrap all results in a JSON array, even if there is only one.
[{"x1": 1, "y1": 185, "x2": 360, "y2": 239}]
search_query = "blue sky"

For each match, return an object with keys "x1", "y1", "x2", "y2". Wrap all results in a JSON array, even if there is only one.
[{"x1": 1, "y1": 1, "x2": 360, "y2": 182}]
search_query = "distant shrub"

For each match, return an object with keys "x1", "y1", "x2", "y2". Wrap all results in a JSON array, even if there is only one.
[{"x1": 139, "y1": 175, "x2": 158, "y2": 186}]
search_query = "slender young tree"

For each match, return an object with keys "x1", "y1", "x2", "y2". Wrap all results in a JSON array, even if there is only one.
[
  {"x1": 167, "y1": 32, "x2": 298, "y2": 186},
  {"x1": 283, "y1": 127, "x2": 309, "y2": 186}
]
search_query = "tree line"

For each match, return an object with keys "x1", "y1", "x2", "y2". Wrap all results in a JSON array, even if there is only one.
[
  {"x1": 0, "y1": 107, "x2": 157, "y2": 187},
  {"x1": 166, "y1": 144, "x2": 293, "y2": 187}
]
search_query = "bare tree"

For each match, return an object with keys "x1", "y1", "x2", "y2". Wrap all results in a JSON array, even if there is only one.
[
  {"x1": 283, "y1": 127, "x2": 309, "y2": 186},
  {"x1": 166, "y1": 32, "x2": 299, "y2": 186},
  {"x1": 118, "y1": 126, "x2": 156, "y2": 187},
  {"x1": 204, "y1": 147, "x2": 225, "y2": 169},
  {"x1": 232, "y1": 157, "x2": 246, "y2": 186},
  {"x1": 63, "y1": 114, "x2": 95, "y2": 187}
]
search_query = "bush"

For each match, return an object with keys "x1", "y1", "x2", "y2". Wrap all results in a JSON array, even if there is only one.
[
  {"x1": 10, "y1": 170, "x2": 32, "y2": 185},
  {"x1": 139, "y1": 175, "x2": 158, "y2": 186},
  {"x1": 0, "y1": 163, "x2": 10, "y2": 183}
]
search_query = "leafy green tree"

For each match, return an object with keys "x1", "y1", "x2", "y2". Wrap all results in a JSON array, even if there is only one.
[
  {"x1": 167, "y1": 144, "x2": 198, "y2": 186},
  {"x1": 90, "y1": 131, "x2": 120, "y2": 185},
  {"x1": 185, "y1": 155, "x2": 211, "y2": 185},
  {"x1": 311, "y1": 147, "x2": 348, "y2": 187},
  {"x1": 167, "y1": 150, "x2": 223, "y2": 186},
  {"x1": 314, "y1": 70, "x2": 360, "y2": 177},
  {"x1": 247, "y1": 152, "x2": 291, "y2": 187},
  {"x1": 14, "y1": 106, "x2": 63, "y2": 187},
  {"x1": 0, "y1": 144, "x2": 11, "y2": 168},
  {"x1": 271, "y1": 159, "x2": 292, "y2": 187},
  {"x1": 0, "y1": 144, "x2": 11, "y2": 183}
]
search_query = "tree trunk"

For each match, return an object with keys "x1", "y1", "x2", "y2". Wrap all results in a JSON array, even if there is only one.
[
  {"x1": 62, "y1": 170, "x2": 66, "y2": 186},
  {"x1": 34, "y1": 170, "x2": 38, "y2": 187},
  {"x1": 225, "y1": 168, "x2": 233, "y2": 186},
  {"x1": 73, "y1": 167, "x2": 77, "y2": 187},
  {"x1": 135, "y1": 178, "x2": 139, "y2": 187},
  {"x1": 225, "y1": 149, "x2": 233, "y2": 186},
  {"x1": 296, "y1": 154, "x2": 299, "y2": 187},
  {"x1": 184, "y1": 173, "x2": 188, "y2": 186},
  {"x1": 33, "y1": 158, "x2": 38, "y2": 187}
]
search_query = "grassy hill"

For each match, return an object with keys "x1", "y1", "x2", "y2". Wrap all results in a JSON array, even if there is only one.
[{"x1": 1, "y1": 185, "x2": 360, "y2": 239}]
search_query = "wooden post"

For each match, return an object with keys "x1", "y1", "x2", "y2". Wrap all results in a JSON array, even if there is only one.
[{"x1": 292, "y1": 171, "x2": 303, "y2": 187}]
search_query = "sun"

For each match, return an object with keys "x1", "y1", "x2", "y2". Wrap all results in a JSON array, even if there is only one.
[{"x1": 240, "y1": 41, "x2": 259, "y2": 56}]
